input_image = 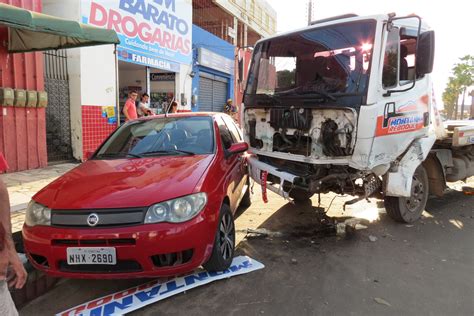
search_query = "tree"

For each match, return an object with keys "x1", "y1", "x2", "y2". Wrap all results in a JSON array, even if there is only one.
[
  {"x1": 442, "y1": 77, "x2": 461, "y2": 119},
  {"x1": 452, "y1": 55, "x2": 474, "y2": 119}
]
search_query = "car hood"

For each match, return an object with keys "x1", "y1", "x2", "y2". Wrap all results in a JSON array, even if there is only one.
[{"x1": 33, "y1": 155, "x2": 214, "y2": 209}]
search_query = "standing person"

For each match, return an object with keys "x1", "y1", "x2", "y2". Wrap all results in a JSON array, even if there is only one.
[
  {"x1": 123, "y1": 91, "x2": 138, "y2": 122},
  {"x1": 168, "y1": 101, "x2": 178, "y2": 114},
  {"x1": 0, "y1": 154, "x2": 27, "y2": 316},
  {"x1": 137, "y1": 93, "x2": 153, "y2": 117},
  {"x1": 224, "y1": 99, "x2": 238, "y2": 121}
]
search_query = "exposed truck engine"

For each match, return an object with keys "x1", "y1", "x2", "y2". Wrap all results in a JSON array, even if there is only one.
[{"x1": 242, "y1": 13, "x2": 474, "y2": 223}]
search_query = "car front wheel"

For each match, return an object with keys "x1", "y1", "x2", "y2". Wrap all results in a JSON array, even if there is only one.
[{"x1": 203, "y1": 203, "x2": 235, "y2": 272}]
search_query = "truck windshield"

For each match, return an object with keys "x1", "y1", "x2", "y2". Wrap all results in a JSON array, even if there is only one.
[{"x1": 245, "y1": 20, "x2": 376, "y2": 104}]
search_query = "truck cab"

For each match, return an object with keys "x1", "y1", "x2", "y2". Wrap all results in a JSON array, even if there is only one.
[{"x1": 243, "y1": 13, "x2": 473, "y2": 223}]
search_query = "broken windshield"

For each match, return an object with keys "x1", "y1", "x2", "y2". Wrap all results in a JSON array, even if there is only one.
[{"x1": 245, "y1": 20, "x2": 376, "y2": 104}]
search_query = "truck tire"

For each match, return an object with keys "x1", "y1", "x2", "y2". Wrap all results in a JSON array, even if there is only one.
[
  {"x1": 203, "y1": 204, "x2": 235, "y2": 272},
  {"x1": 289, "y1": 189, "x2": 313, "y2": 203},
  {"x1": 384, "y1": 165, "x2": 429, "y2": 223}
]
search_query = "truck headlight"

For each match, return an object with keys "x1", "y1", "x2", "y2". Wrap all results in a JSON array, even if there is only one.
[
  {"x1": 144, "y1": 193, "x2": 207, "y2": 224},
  {"x1": 25, "y1": 201, "x2": 51, "y2": 226}
]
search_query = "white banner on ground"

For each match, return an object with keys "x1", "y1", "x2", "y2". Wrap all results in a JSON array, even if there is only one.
[{"x1": 57, "y1": 256, "x2": 264, "y2": 316}]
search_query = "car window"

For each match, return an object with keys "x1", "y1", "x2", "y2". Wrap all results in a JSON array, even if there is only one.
[
  {"x1": 217, "y1": 117, "x2": 234, "y2": 150},
  {"x1": 95, "y1": 116, "x2": 215, "y2": 158},
  {"x1": 222, "y1": 115, "x2": 243, "y2": 142}
]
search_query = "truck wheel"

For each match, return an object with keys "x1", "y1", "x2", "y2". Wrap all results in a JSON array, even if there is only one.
[
  {"x1": 384, "y1": 165, "x2": 429, "y2": 223},
  {"x1": 203, "y1": 204, "x2": 235, "y2": 272},
  {"x1": 290, "y1": 189, "x2": 313, "y2": 203}
]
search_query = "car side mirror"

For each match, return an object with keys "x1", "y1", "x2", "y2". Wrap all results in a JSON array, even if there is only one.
[
  {"x1": 416, "y1": 30, "x2": 435, "y2": 76},
  {"x1": 85, "y1": 151, "x2": 94, "y2": 160},
  {"x1": 226, "y1": 142, "x2": 249, "y2": 157}
]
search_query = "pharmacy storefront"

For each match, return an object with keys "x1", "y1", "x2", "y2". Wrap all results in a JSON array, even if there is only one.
[{"x1": 83, "y1": 0, "x2": 193, "y2": 119}]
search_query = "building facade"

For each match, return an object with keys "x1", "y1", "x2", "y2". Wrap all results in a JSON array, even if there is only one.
[
  {"x1": 191, "y1": 25, "x2": 235, "y2": 112},
  {"x1": 192, "y1": 0, "x2": 276, "y2": 122},
  {"x1": 44, "y1": 0, "x2": 194, "y2": 161}
]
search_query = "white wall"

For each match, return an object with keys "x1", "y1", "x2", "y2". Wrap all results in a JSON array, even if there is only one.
[
  {"x1": 80, "y1": 45, "x2": 117, "y2": 106},
  {"x1": 176, "y1": 64, "x2": 193, "y2": 110}
]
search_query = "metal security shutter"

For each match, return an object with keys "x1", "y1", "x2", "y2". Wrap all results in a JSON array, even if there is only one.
[
  {"x1": 198, "y1": 72, "x2": 228, "y2": 112},
  {"x1": 198, "y1": 77, "x2": 213, "y2": 112},
  {"x1": 212, "y1": 80, "x2": 227, "y2": 112}
]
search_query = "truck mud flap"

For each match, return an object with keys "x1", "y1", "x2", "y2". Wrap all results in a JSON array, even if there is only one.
[{"x1": 248, "y1": 156, "x2": 299, "y2": 200}]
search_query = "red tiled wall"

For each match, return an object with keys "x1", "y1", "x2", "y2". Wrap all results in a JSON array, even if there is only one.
[{"x1": 82, "y1": 106, "x2": 117, "y2": 159}]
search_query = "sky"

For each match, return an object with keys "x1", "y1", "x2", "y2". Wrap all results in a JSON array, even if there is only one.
[{"x1": 269, "y1": 0, "x2": 473, "y2": 107}]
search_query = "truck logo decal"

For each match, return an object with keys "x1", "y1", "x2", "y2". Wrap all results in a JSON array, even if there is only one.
[{"x1": 376, "y1": 95, "x2": 429, "y2": 136}]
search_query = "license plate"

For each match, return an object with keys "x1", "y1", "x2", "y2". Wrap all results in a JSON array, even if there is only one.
[
  {"x1": 469, "y1": 136, "x2": 474, "y2": 144},
  {"x1": 66, "y1": 247, "x2": 116, "y2": 265}
]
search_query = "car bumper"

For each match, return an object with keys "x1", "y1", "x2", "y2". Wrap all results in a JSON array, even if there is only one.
[{"x1": 22, "y1": 214, "x2": 216, "y2": 279}]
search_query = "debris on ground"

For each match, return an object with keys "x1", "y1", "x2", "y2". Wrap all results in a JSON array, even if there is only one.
[
  {"x1": 374, "y1": 297, "x2": 391, "y2": 307},
  {"x1": 291, "y1": 258, "x2": 298, "y2": 264},
  {"x1": 405, "y1": 224, "x2": 414, "y2": 228},
  {"x1": 245, "y1": 228, "x2": 284, "y2": 238},
  {"x1": 336, "y1": 218, "x2": 370, "y2": 237},
  {"x1": 368, "y1": 235, "x2": 378, "y2": 242}
]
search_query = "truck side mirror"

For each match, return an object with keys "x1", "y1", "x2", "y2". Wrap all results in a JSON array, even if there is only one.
[{"x1": 416, "y1": 30, "x2": 435, "y2": 76}]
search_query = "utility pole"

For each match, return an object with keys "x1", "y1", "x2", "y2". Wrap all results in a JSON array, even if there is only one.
[{"x1": 307, "y1": 0, "x2": 314, "y2": 25}]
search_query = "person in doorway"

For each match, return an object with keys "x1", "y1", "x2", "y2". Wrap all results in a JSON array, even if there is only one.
[
  {"x1": 137, "y1": 93, "x2": 153, "y2": 117},
  {"x1": 0, "y1": 153, "x2": 27, "y2": 316},
  {"x1": 123, "y1": 90, "x2": 138, "y2": 122},
  {"x1": 168, "y1": 101, "x2": 178, "y2": 114}
]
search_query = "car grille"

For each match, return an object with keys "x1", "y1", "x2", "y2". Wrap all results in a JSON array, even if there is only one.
[
  {"x1": 58, "y1": 260, "x2": 142, "y2": 273},
  {"x1": 51, "y1": 208, "x2": 145, "y2": 228},
  {"x1": 52, "y1": 239, "x2": 136, "y2": 246}
]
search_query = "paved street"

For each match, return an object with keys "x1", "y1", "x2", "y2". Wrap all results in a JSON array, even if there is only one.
[{"x1": 19, "y1": 180, "x2": 474, "y2": 316}]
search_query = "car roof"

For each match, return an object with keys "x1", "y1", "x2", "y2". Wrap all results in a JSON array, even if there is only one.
[{"x1": 134, "y1": 112, "x2": 227, "y2": 122}]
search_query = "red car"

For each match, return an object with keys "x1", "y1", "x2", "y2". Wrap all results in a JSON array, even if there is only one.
[{"x1": 22, "y1": 113, "x2": 251, "y2": 279}]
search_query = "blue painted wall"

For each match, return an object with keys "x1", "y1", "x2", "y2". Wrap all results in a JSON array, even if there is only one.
[{"x1": 192, "y1": 25, "x2": 235, "y2": 112}]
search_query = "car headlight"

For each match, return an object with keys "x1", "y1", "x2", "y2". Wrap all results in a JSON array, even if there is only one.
[
  {"x1": 144, "y1": 193, "x2": 207, "y2": 224},
  {"x1": 25, "y1": 201, "x2": 51, "y2": 226}
]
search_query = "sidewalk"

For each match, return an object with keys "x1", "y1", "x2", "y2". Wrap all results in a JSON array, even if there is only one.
[{"x1": 1, "y1": 163, "x2": 79, "y2": 232}]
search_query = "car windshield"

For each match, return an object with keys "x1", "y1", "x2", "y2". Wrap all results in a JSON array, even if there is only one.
[
  {"x1": 94, "y1": 116, "x2": 215, "y2": 159},
  {"x1": 245, "y1": 20, "x2": 376, "y2": 104}
]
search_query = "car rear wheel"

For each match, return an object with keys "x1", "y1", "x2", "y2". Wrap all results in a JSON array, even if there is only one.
[
  {"x1": 384, "y1": 165, "x2": 429, "y2": 223},
  {"x1": 203, "y1": 204, "x2": 235, "y2": 272}
]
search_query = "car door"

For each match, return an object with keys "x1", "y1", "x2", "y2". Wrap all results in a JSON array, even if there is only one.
[
  {"x1": 221, "y1": 115, "x2": 248, "y2": 208},
  {"x1": 216, "y1": 116, "x2": 246, "y2": 212}
]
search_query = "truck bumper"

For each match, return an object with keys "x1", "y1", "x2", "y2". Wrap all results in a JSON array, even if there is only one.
[{"x1": 248, "y1": 155, "x2": 299, "y2": 199}]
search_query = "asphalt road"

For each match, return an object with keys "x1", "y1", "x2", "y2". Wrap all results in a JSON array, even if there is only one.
[{"x1": 20, "y1": 185, "x2": 474, "y2": 316}]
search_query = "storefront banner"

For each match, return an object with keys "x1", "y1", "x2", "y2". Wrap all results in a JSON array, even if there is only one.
[
  {"x1": 118, "y1": 48, "x2": 180, "y2": 72},
  {"x1": 150, "y1": 73, "x2": 176, "y2": 81},
  {"x1": 198, "y1": 47, "x2": 234, "y2": 75},
  {"x1": 82, "y1": 0, "x2": 192, "y2": 68},
  {"x1": 57, "y1": 256, "x2": 264, "y2": 316}
]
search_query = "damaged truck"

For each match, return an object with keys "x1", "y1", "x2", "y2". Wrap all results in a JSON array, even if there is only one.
[{"x1": 242, "y1": 13, "x2": 474, "y2": 223}]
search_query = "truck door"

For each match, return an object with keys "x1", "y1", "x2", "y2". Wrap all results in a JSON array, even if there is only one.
[{"x1": 369, "y1": 23, "x2": 431, "y2": 167}]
